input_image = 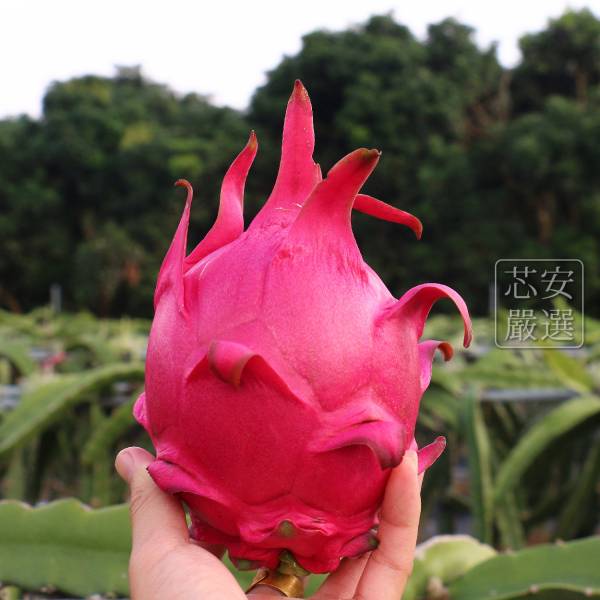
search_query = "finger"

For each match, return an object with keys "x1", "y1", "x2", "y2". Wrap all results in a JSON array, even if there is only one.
[
  {"x1": 190, "y1": 537, "x2": 227, "y2": 559},
  {"x1": 316, "y1": 461, "x2": 425, "y2": 599},
  {"x1": 354, "y1": 450, "x2": 421, "y2": 600},
  {"x1": 314, "y1": 554, "x2": 370, "y2": 599},
  {"x1": 115, "y1": 447, "x2": 190, "y2": 557}
]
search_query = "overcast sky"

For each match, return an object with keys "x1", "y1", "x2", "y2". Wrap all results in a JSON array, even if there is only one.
[{"x1": 1, "y1": 0, "x2": 599, "y2": 118}]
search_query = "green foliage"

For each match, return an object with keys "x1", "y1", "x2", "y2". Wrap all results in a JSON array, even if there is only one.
[
  {"x1": 512, "y1": 9, "x2": 600, "y2": 111},
  {"x1": 0, "y1": 586, "x2": 21, "y2": 600},
  {"x1": 463, "y1": 392, "x2": 494, "y2": 543},
  {"x1": 1, "y1": 307, "x2": 599, "y2": 580},
  {"x1": 493, "y1": 396, "x2": 600, "y2": 502},
  {"x1": 0, "y1": 311, "x2": 152, "y2": 506},
  {"x1": 415, "y1": 313, "x2": 600, "y2": 548},
  {"x1": 0, "y1": 310, "x2": 597, "y2": 598},
  {"x1": 556, "y1": 442, "x2": 600, "y2": 539},
  {"x1": 248, "y1": 16, "x2": 506, "y2": 314},
  {"x1": 0, "y1": 499, "x2": 130, "y2": 597},
  {"x1": 3, "y1": 5, "x2": 600, "y2": 579},
  {"x1": 0, "y1": 67, "x2": 247, "y2": 315},
  {"x1": 403, "y1": 535, "x2": 496, "y2": 600},
  {"x1": 542, "y1": 347, "x2": 596, "y2": 392},
  {"x1": 448, "y1": 537, "x2": 600, "y2": 599},
  {"x1": 1, "y1": 497, "x2": 596, "y2": 600},
  {"x1": 2, "y1": 10, "x2": 600, "y2": 315},
  {"x1": 0, "y1": 363, "x2": 144, "y2": 459},
  {"x1": 421, "y1": 385, "x2": 461, "y2": 429},
  {"x1": 0, "y1": 340, "x2": 36, "y2": 377},
  {"x1": 81, "y1": 386, "x2": 141, "y2": 466}
]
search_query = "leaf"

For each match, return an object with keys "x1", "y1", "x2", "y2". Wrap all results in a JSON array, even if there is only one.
[
  {"x1": 420, "y1": 385, "x2": 460, "y2": 429},
  {"x1": 494, "y1": 396, "x2": 600, "y2": 502},
  {"x1": 0, "y1": 363, "x2": 144, "y2": 459},
  {"x1": 542, "y1": 348, "x2": 595, "y2": 393},
  {"x1": 0, "y1": 499, "x2": 130, "y2": 596},
  {"x1": 0, "y1": 340, "x2": 36, "y2": 376},
  {"x1": 0, "y1": 498, "x2": 324, "y2": 597},
  {"x1": 403, "y1": 535, "x2": 496, "y2": 600},
  {"x1": 449, "y1": 537, "x2": 600, "y2": 599},
  {"x1": 430, "y1": 368, "x2": 462, "y2": 395},
  {"x1": 463, "y1": 391, "x2": 494, "y2": 544},
  {"x1": 494, "y1": 491, "x2": 525, "y2": 550},
  {"x1": 64, "y1": 334, "x2": 118, "y2": 365},
  {"x1": 556, "y1": 442, "x2": 600, "y2": 539},
  {"x1": 463, "y1": 365, "x2": 563, "y2": 389},
  {"x1": 81, "y1": 386, "x2": 143, "y2": 466}
]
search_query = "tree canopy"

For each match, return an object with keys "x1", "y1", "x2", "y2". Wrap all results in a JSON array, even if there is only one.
[{"x1": 1, "y1": 11, "x2": 599, "y2": 316}]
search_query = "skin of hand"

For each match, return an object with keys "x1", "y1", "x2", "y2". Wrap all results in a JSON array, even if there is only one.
[{"x1": 115, "y1": 446, "x2": 423, "y2": 600}]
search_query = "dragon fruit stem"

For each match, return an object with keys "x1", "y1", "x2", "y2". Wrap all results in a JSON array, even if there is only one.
[
  {"x1": 278, "y1": 550, "x2": 311, "y2": 577},
  {"x1": 247, "y1": 551, "x2": 308, "y2": 597}
]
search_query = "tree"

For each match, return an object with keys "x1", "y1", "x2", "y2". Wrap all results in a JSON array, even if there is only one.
[
  {"x1": 248, "y1": 15, "x2": 504, "y2": 313},
  {"x1": 0, "y1": 68, "x2": 248, "y2": 315},
  {"x1": 511, "y1": 9, "x2": 600, "y2": 112},
  {"x1": 2, "y1": 11, "x2": 600, "y2": 316}
]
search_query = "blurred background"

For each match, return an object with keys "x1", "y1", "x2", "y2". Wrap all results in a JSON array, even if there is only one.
[{"x1": 1, "y1": 2, "x2": 600, "y2": 598}]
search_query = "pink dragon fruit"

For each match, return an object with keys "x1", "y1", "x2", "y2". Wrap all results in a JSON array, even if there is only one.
[{"x1": 134, "y1": 81, "x2": 472, "y2": 574}]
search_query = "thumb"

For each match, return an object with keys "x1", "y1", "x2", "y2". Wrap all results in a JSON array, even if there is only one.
[{"x1": 115, "y1": 447, "x2": 190, "y2": 558}]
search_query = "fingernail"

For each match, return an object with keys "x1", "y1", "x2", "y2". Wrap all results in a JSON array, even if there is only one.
[{"x1": 115, "y1": 449, "x2": 135, "y2": 483}]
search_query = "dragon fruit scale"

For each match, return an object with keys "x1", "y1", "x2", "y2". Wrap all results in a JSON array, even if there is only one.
[{"x1": 134, "y1": 81, "x2": 472, "y2": 574}]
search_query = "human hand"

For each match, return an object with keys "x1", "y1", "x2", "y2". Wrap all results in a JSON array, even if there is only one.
[{"x1": 115, "y1": 447, "x2": 422, "y2": 599}]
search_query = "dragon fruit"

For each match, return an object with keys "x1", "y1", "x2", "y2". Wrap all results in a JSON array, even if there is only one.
[{"x1": 134, "y1": 81, "x2": 472, "y2": 574}]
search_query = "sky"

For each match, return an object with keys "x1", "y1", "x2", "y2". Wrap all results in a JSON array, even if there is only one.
[{"x1": 1, "y1": 0, "x2": 599, "y2": 118}]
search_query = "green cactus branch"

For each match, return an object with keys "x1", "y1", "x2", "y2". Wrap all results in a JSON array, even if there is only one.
[
  {"x1": 81, "y1": 386, "x2": 143, "y2": 466},
  {"x1": 542, "y1": 347, "x2": 596, "y2": 393},
  {"x1": 493, "y1": 396, "x2": 600, "y2": 503},
  {"x1": 1, "y1": 498, "x2": 599, "y2": 599},
  {"x1": 463, "y1": 392, "x2": 494, "y2": 544},
  {"x1": 494, "y1": 491, "x2": 525, "y2": 550},
  {"x1": 403, "y1": 535, "x2": 497, "y2": 600},
  {"x1": 449, "y1": 537, "x2": 600, "y2": 599},
  {"x1": 421, "y1": 385, "x2": 461, "y2": 429},
  {"x1": 63, "y1": 334, "x2": 119, "y2": 366},
  {"x1": 556, "y1": 441, "x2": 600, "y2": 539},
  {"x1": 0, "y1": 341, "x2": 37, "y2": 377},
  {"x1": 0, "y1": 499, "x2": 130, "y2": 597},
  {"x1": 0, "y1": 363, "x2": 144, "y2": 459}
]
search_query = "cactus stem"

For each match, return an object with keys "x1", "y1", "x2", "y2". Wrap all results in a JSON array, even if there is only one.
[{"x1": 0, "y1": 586, "x2": 21, "y2": 600}]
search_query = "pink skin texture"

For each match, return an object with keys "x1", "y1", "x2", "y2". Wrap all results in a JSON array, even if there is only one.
[{"x1": 134, "y1": 81, "x2": 472, "y2": 574}]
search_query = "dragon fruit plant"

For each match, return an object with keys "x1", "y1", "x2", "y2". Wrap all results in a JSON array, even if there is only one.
[{"x1": 134, "y1": 81, "x2": 472, "y2": 574}]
